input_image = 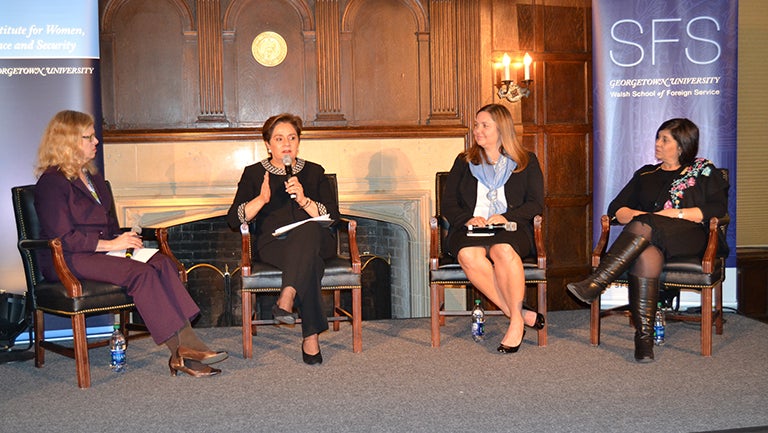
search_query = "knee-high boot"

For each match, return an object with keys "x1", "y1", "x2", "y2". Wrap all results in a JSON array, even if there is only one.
[
  {"x1": 628, "y1": 274, "x2": 659, "y2": 363},
  {"x1": 567, "y1": 232, "x2": 649, "y2": 304}
]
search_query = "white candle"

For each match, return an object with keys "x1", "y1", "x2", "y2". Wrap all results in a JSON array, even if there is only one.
[
  {"x1": 502, "y1": 54, "x2": 511, "y2": 81},
  {"x1": 523, "y1": 53, "x2": 532, "y2": 81}
]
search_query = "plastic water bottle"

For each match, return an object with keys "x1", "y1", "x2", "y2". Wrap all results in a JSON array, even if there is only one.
[
  {"x1": 653, "y1": 302, "x2": 665, "y2": 346},
  {"x1": 471, "y1": 299, "x2": 485, "y2": 342},
  {"x1": 109, "y1": 324, "x2": 127, "y2": 372}
]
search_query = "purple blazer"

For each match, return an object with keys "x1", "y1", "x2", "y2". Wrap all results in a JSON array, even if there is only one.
[{"x1": 34, "y1": 167, "x2": 121, "y2": 280}]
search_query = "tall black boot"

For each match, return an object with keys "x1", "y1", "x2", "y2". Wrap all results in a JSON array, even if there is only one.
[
  {"x1": 628, "y1": 274, "x2": 659, "y2": 363},
  {"x1": 567, "y1": 232, "x2": 650, "y2": 304}
]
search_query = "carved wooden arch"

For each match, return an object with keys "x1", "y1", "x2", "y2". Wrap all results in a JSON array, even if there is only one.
[
  {"x1": 342, "y1": 0, "x2": 428, "y2": 33},
  {"x1": 101, "y1": 0, "x2": 195, "y2": 33},
  {"x1": 223, "y1": 0, "x2": 314, "y2": 32}
]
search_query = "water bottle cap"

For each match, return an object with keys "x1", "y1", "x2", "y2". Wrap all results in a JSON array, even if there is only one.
[
  {"x1": 474, "y1": 299, "x2": 481, "y2": 305},
  {"x1": 113, "y1": 324, "x2": 120, "y2": 330}
]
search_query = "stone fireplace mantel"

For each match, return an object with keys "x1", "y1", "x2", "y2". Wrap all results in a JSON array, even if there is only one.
[
  {"x1": 106, "y1": 134, "x2": 465, "y2": 318},
  {"x1": 114, "y1": 188, "x2": 432, "y2": 317}
]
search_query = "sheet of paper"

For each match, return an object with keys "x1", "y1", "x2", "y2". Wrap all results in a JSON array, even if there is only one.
[
  {"x1": 272, "y1": 214, "x2": 333, "y2": 237},
  {"x1": 106, "y1": 247, "x2": 159, "y2": 263}
]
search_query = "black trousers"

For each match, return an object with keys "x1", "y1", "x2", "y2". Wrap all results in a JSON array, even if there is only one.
[{"x1": 259, "y1": 222, "x2": 336, "y2": 337}]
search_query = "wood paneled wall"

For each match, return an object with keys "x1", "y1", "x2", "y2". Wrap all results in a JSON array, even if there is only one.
[{"x1": 98, "y1": 0, "x2": 592, "y2": 310}]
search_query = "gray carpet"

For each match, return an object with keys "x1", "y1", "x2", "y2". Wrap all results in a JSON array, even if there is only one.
[{"x1": 1, "y1": 310, "x2": 767, "y2": 433}]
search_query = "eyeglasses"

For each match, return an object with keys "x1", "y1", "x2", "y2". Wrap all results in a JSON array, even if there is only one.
[{"x1": 81, "y1": 134, "x2": 96, "y2": 141}]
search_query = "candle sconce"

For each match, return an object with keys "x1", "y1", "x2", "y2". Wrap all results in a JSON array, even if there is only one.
[
  {"x1": 497, "y1": 79, "x2": 533, "y2": 103},
  {"x1": 495, "y1": 52, "x2": 533, "y2": 103}
]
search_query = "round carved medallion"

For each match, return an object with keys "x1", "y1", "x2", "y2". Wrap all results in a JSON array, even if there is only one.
[{"x1": 251, "y1": 31, "x2": 287, "y2": 67}]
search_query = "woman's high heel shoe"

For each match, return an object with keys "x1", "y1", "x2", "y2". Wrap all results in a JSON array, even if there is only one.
[
  {"x1": 527, "y1": 312, "x2": 546, "y2": 330},
  {"x1": 272, "y1": 304, "x2": 296, "y2": 325},
  {"x1": 523, "y1": 306, "x2": 545, "y2": 330},
  {"x1": 177, "y1": 346, "x2": 228, "y2": 365},
  {"x1": 302, "y1": 347, "x2": 323, "y2": 365},
  {"x1": 497, "y1": 330, "x2": 525, "y2": 354},
  {"x1": 169, "y1": 352, "x2": 221, "y2": 377}
]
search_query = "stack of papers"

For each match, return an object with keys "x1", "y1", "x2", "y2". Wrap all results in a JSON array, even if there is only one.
[{"x1": 272, "y1": 214, "x2": 334, "y2": 237}]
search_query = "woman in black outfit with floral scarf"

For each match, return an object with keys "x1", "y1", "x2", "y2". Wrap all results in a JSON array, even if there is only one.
[{"x1": 567, "y1": 118, "x2": 729, "y2": 362}]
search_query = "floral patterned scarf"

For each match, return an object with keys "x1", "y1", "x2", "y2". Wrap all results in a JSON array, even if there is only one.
[{"x1": 663, "y1": 157, "x2": 714, "y2": 209}]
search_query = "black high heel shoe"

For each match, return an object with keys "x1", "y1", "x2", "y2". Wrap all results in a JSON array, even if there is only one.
[
  {"x1": 523, "y1": 306, "x2": 545, "y2": 330},
  {"x1": 272, "y1": 304, "x2": 296, "y2": 325},
  {"x1": 302, "y1": 347, "x2": 323, "y2": 365},
  {"x1": 497, "y1": 330, "x2": 525, "y2": 354},
  {"x1": 525, "y1": 311, "x2": 545, "y2": 330}
]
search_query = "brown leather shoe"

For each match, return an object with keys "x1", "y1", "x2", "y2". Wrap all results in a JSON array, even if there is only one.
[
  {"x1": 169, "y1": 353, "x2": 221, "y2": 377},
  {"x1": 177, "y1": 346, "x2": 228, "y2": 365}
]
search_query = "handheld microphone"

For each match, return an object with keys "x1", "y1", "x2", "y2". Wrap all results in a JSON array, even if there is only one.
[
  {"x1": 125, "y1": 225, "x2": 142, "y2": 258},
  {"x1": 282, "y1": 154, "x2": 296, "y2": 199},
  {"x1": 467, "y1": 221, "x2": 517, "y2": 232}
]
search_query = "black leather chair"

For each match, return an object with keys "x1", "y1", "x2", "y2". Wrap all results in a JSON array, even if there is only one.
[
  {"x1": 429, "y1": 172, "x2": 548, "y2": 348},
  {"x1": 12, "y1": 183, "x2": 183, "y2": 388},
  {"x1": 589, "y1": 170, "x2": 730, "y2": 356},
  {"x1": 239, "y1": 173, "x2": 362, "y2": 358}
]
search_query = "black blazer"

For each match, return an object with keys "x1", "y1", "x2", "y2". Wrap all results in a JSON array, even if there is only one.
[{"x1": 441, "y1": 152, "x2": 544, "y2": 250}]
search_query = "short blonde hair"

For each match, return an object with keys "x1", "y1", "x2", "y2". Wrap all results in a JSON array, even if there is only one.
[{"x1": 35, "y1": 110, "x2": 96, "y2": 180}]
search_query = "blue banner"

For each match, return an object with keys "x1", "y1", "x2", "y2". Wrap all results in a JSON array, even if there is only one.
[
  {"x1": 0, "y1": 0, "x2": 99, "y2": 59},
  {"x1": 593, "y1": 0, "x2": 738, "y2": 268},
  {"x1": 0, "y1": 1, "x2": 101, "y2": 314}
]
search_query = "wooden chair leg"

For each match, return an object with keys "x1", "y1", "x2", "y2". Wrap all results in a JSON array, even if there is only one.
[
  {"x1": 34, "y1": 309, "x2": 45, "y2": 368},
  {"x1": 72, "y1": 313, "x2": 90, "y2": 389},
  {"x1": 430, "y1": 283, "x2": 442, "y2": 348},
  {"x1": 119, "y1": 310, "x2": 128, "y2": 346},
  {"x1": 352, "y1": 287, "x2": 362, "y2": 353},
  {"x1": 701, "y1": 286, "x2": 713, "y2": 357},
  {"x1": 536, "y1": 281, "x2": 547, "y2": 347},
  {"x1": 32, "y1": 310, "x2": 45, "y2": 368},
  {"x1": 590, "y1": 295, "x2": 601, "y2": 346},
  {"x1": 333, "y1": 290, "x2": 341, "y2": 332},
  {"x1": 715, "y1": 282, "x2": 724, "y2": 335},
  {"x1": 438, "y1": 285, "x2": 446, "y2": 326},
  {"x1": 241, "y1": 291, "x2": 253, "y2": 359}
]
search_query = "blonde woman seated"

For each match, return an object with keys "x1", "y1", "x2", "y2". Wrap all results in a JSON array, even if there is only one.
[
  {"x1": 441, "y1": 103, "x2": 545, "y2": 353},
  {"x1": 34, "y1": 110, "x2": 227, "y2": 377}
]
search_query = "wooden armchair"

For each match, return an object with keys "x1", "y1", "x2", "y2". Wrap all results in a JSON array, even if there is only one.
[
  {"x1": 239, "y1": 173, "x2": 363, "y2": 358},
  {"x1": 589, "y1": 207, "x2": 730, "y2": 357},
  {"x1": 12, "y1": 183, "x2": 184, "y2": 388},
  {"x1": 429, "y1": 172, "x2": 548, "y2": 348}
]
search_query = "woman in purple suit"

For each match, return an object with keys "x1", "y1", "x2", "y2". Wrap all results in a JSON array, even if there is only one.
[{"x1": 34, "y1": 110, "x2": 227, "y2": 377}]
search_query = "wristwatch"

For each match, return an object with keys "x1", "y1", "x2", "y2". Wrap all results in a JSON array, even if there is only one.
[{"x1": 677, "y1": 209, "x2": 684, "y2": 219}]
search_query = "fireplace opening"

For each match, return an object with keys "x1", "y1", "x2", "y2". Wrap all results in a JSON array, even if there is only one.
[{"x1": 156, "y1": 214, "x2": 409, "y2": 327}]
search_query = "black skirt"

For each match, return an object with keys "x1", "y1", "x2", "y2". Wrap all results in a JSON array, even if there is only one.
[
  {"x1": 631, "y1": 213, "x2": 708, "y2": 259},
  {"x1": 446, "y1": 225, "x2": 533, "y2": 259}
]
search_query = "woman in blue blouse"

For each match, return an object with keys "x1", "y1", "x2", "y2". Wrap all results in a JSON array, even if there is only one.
[
  {"x1": 567, "y1": 118, "x2": 729, "y2": 362},
  {"x1": 441, "y1": 104, "x2": 545, "y2": 354}
]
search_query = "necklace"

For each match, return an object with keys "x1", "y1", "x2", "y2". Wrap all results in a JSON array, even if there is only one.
[{"x1": 82, "y1": 170, "x2": 101, "y2": 204}]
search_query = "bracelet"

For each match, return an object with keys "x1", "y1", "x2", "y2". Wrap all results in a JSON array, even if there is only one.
[{"x1": 301, "y1": 198, "x2": 313, "y2": 209}]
